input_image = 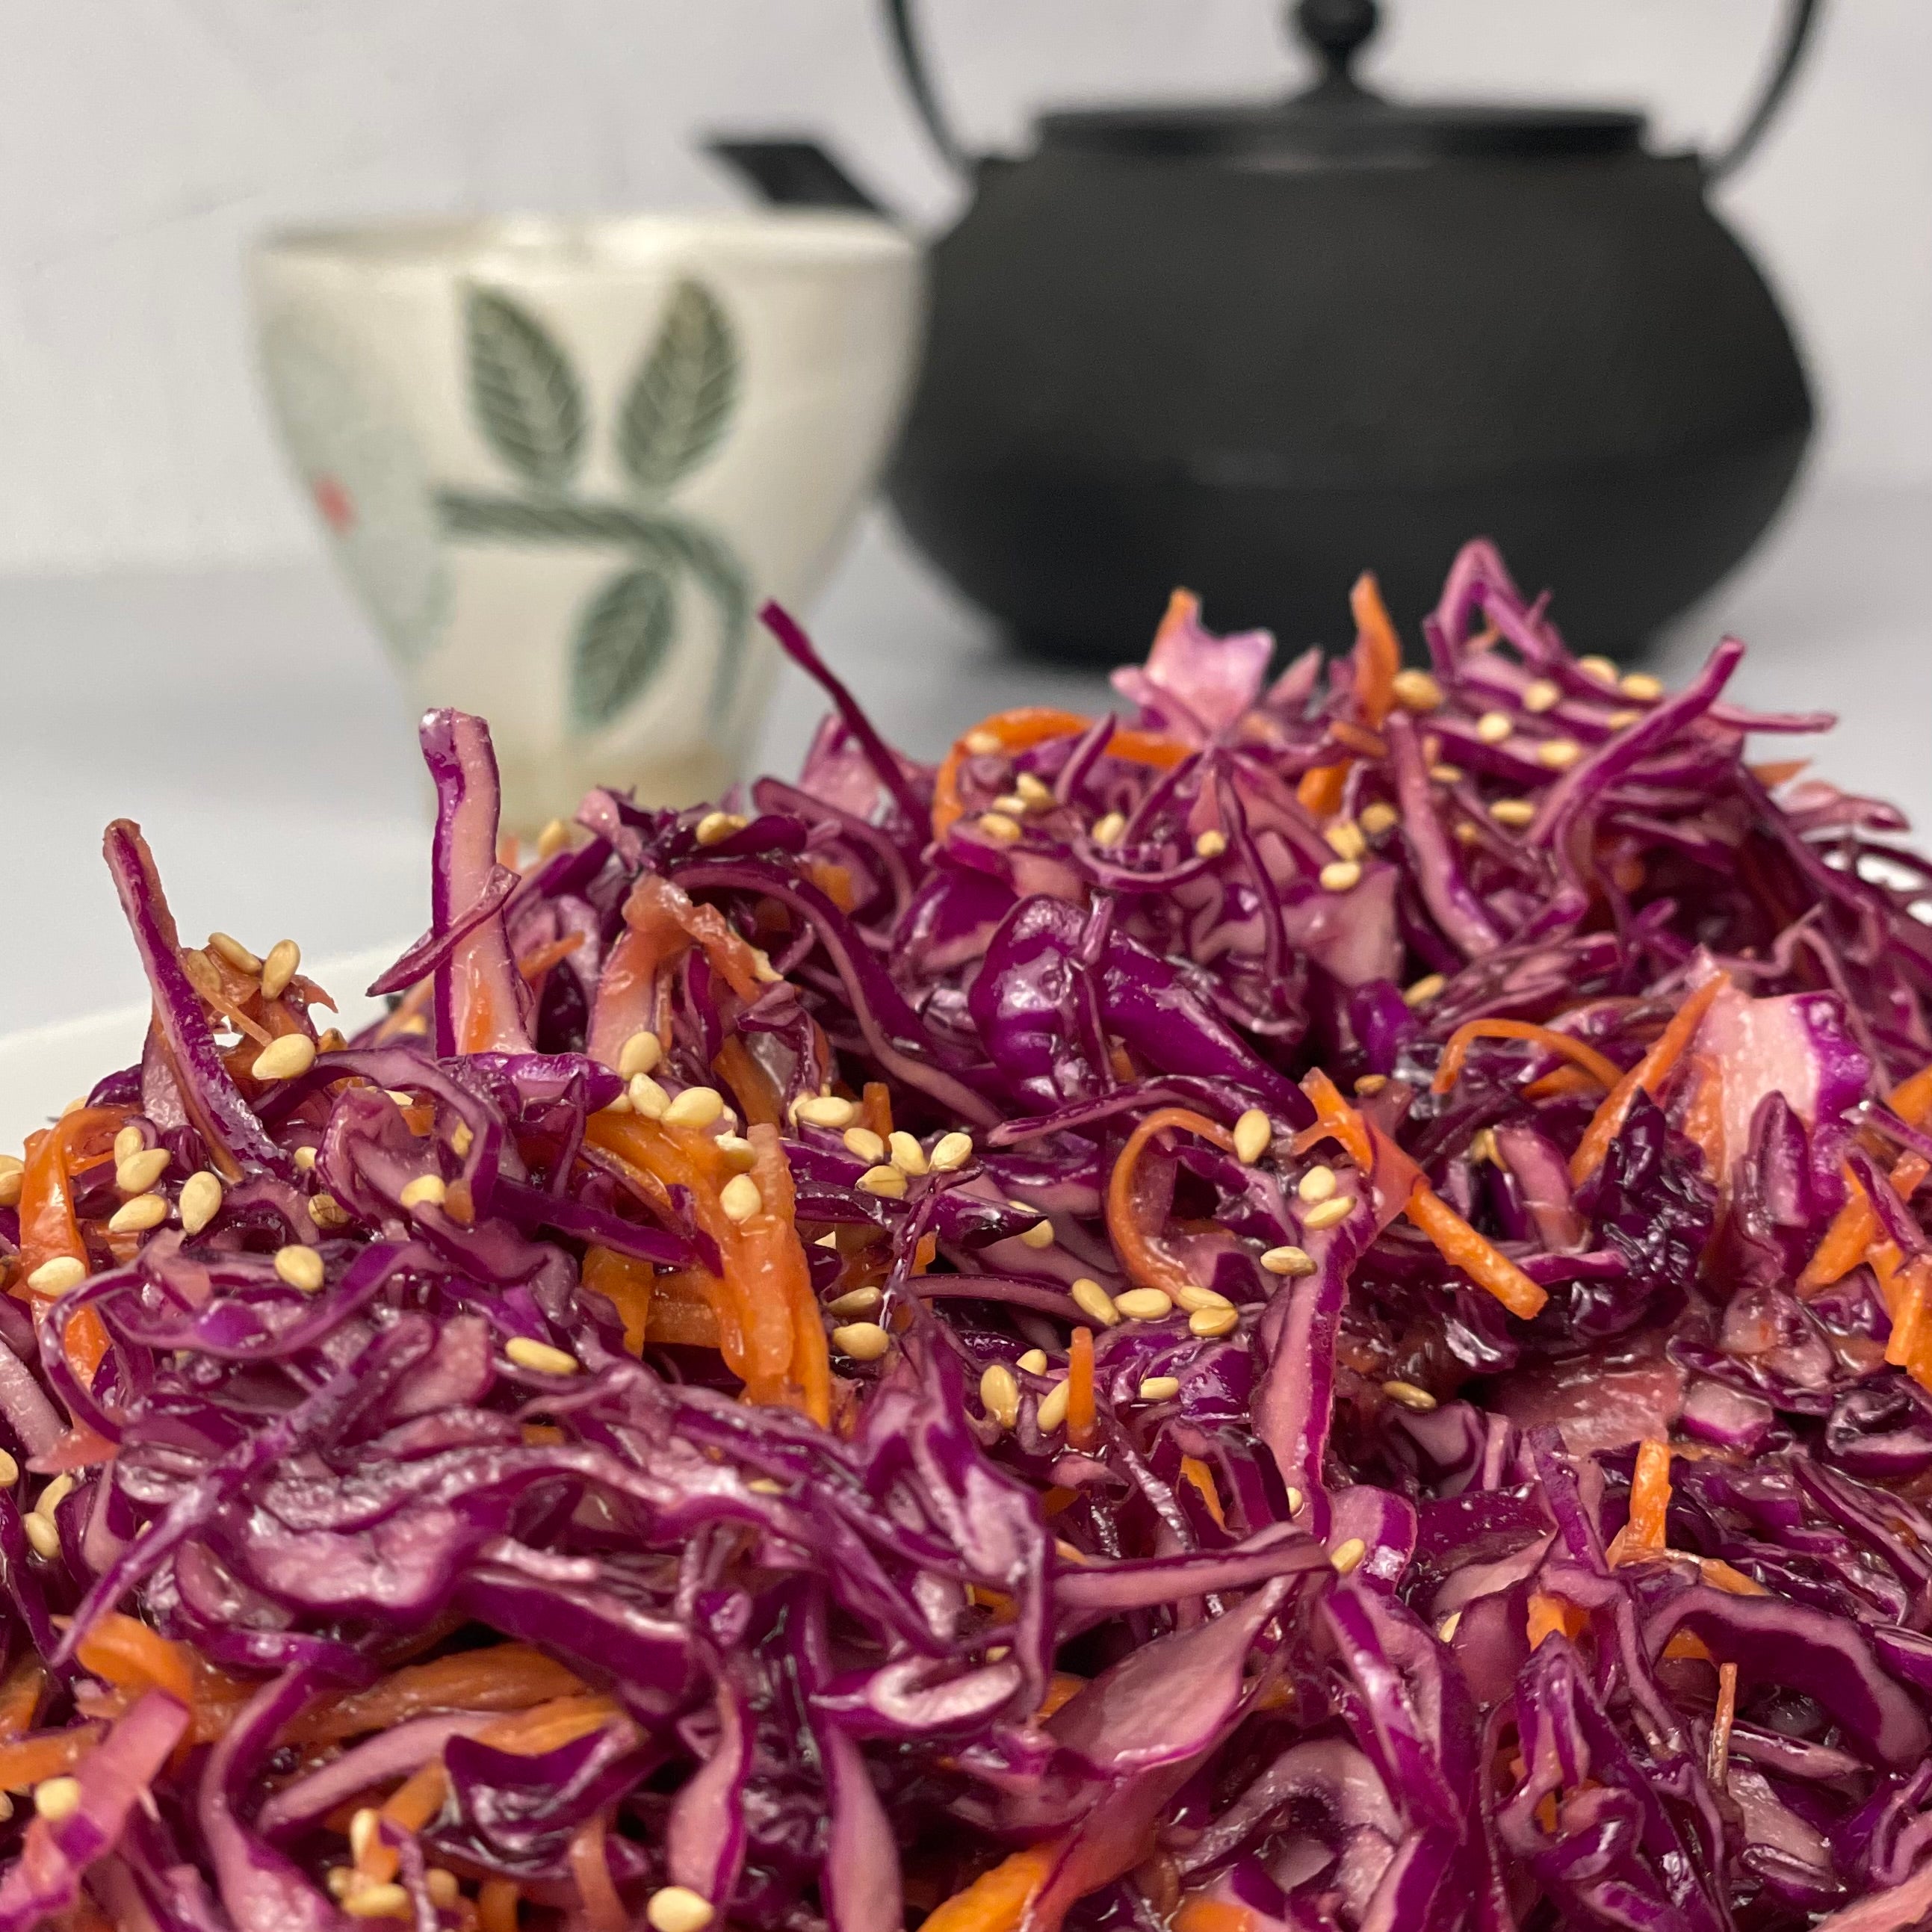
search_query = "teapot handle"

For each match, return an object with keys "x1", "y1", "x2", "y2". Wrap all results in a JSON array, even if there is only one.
[
  {"x1": 882, "y1": 0, "x2": 970, "y2": 176},
  {"x1": 1706, "y1": 0, "x2": 1823, "y2": 183}
]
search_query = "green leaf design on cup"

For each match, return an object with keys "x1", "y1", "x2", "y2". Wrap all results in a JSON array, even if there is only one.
[
  {"x1": 465, "y1": 289, "x2": 586, "y2": 491},
  {"x1": 570, "y1": 563, "x2": 678, "y2": 731},
  {"x1": 618, "y1": 279, "x2": 739, "y2": 495}
]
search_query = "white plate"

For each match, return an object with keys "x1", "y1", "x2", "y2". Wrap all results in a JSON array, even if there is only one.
[{"x1": 0, "y1": 944, "x2": 408, "y2": 1149}]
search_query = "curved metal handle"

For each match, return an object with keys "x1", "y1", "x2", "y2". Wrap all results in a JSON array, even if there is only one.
[
  {"x1": 1707, "y1": 0, "x2": 1824, "y2": 182},
  {"x1": 882, "y1": 0, "x2": 970, "y2": 176}
]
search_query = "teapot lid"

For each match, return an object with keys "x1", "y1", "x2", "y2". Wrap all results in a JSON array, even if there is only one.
[{"x1": 1035, "y1": 0, "x2": 1646, "y2": 164}]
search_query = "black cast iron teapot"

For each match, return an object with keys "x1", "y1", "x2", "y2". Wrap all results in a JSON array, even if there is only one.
[{"x1": 713, "y1": 0, "x2": 1819, "y2": 661}]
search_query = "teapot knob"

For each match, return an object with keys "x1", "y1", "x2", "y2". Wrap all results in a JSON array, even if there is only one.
[{"x1": 1289, "y1": 0, "x2": 1380, "y2": 95}]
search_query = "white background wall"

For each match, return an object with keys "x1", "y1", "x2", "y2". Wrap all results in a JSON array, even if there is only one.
[{"x1": 0, "y1": 0, "x2": 1923, "y2": 574}]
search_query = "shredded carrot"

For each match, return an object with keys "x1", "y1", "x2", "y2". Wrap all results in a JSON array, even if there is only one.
[
  {"x1": 1618, "y1": 1440, "x2": 1673, "y2": 1557},
  {"x1": 1526, "y1": 1594, "x2": 1586, "y2": 1650},
  {"x1": 1066, "y1": 1327, "x2": 1096, "y2": 1452},
  {"x1": 1885, "y1": 1255, "x2": 1932, "y2": 1374},
  {"x1": 516, "y1": 932, "x2": 584, "y2": 983},
  {"x1": 569, "y1": 1811, "x2": 629, "y2": 1932},
  {"x1": 861, "y1": 1081, "x2": 895, "y2": 1144},
  {"x1": 381, "y1": 1759, "x2": 449, "y2": 1836},
  {"x1": 1106, "y1": 1107, "x2": 1237, "y2": 1296},
  {"x1": 479, "y1": 1877, "x2": 521, "y2": 1932},
  {"x1": 1034, "y1": 1675, "x2": 1086, "y2": 1721},
  {"x1": 1295, "y1": 762, "x2": 1349, "y2": 817},
  {"x1": 477, "y1": 1695, "x2": 619, "y2": 1758},
  {"x1": 13, "y1": 1103, "x2": 128, "y2": 1384},
  {"x1": 0, "y1": 1726, "x2": 100, "y2": 1792},
  {"x1": 75, "y1": 1612, "x2": 196, "y2": 1709},
  {"x1": 1801, "y1": 1056, "x2": 1932, "y2": 1290},
  {"x1": 285, "y1": 1644, "x2": 584, "y2": 1745},
  {"x1": 580, "y1": 1245, "x2": 653, "y2": 1355},
  {"x1": 746, "y1": 1124, "x2": 832, "y2": 1426},
  {"x1": 918, "y1": 1843, "x2": 1060, "y2": 1932},
  {"x1": 0, "y1": 1661, "x2": 44, "y2": 1739},
  {"x1": 642, "y1": 1284, "x2": 726, "y2": 1350},
  {"x1": 1700, "y1": 1558, "x2": 1768, "y2": 1597},
  {"x1": 713, "y1": 1034, "x2": 784, "y2": 1129},
  {"x1": 1679, "y1": 1054, "x2": 1727, "y2": 1179},
  {"x1": 930, "y1": 706, "x2": 1185, "y2": 840},
  {"x1": 1179, "y1": 1456, "x2": 1227, "y2": 1532},
  {"x1": 1432, "y1": 1020, "x2": 1623, "y2": 1097},
  {"x1": 1749, "y1": 759, "x2": 1809, "y2": 788},
  {"x1": 1522, "y1": 1064, "x2": 1603, "y2": 1101},
  {"x1": 1663, "y1": 1631, "x2": 1715, "y2": 1663},
  {"x1": 1174, "y1": 1898, "x2": 1260, "y2": 1932},
  {"x1": 1709, "y1": 1660, "x2": 1739, "y2": 1786},
  {"x1": 1569, "y1": 976, "x2": 1727, "y2": 1183},
  {"x1": 1330, "y1": 722, "x2": 1387, "y2": 759},
  {"x1": 1349, "y1": 572, "x2": 1402, "y2": 728},
  {"x1": 1296, "y1": 1067, "x2": 1376, "y2": 1173},
  {"x1": 1404, "y1": 1180, "x2": 1548, "y2": 1320}
]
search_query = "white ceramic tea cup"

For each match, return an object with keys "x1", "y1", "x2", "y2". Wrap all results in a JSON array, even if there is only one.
[{"x1": 250, "y1": 213, "x2": 920, "y2": 832}]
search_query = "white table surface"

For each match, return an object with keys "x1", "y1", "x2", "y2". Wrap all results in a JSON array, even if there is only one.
[{"x1": 0, "y1": 482, "x2": 1925, "y2": 1040}]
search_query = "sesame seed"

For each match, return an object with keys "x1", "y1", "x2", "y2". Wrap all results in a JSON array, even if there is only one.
[
  {"x1": 113, "y1": 1124, "x2": 145, "y2": 1165},
  {"x1": 1260, "y1": 1245, "x2": 1316, "y2": 1277},
  {"x1": 1071, "y1": 1279, "x2": 1119, "y2": 1327},
  {"x1": 1233, "y1": 1109, "x2": 1272, "y2": 1165},
  {"x1": 1428, "y1": 763, "x2": 1464, "y2": 785},
  {"x1": 208, "y1": 932, "x2": 261, "y2": 973},
  {"x1": 1470, "y1": 1127, "x2": 1498, "y2": 1165},
  {"x1": 179, "y1": 1171, "x2": 223, "y2": 1235},
  {"x1": 398, "y1": 1174, "x2": 447, "y2": 1211},
  {"x1": 108, "y1": 1193, "x2": 169, "y2": 1234},
  {"x1": 1189, "y1": 1304, "x2": 1239, "y2": 1337},
  {"x1": 647, "y1": 1886, "x2": 716, "y2": 1932},
  {"x1": 26, "y1": 1256, "x2": 85, "y2": 1295},
  {"x1": 751, "y1": 949, "x2": 781, "y2": 985},
  {"x1": 664, "y1": 1086, "x2": 725, "y2": 1128},
  {"x1": 888, "y1": 1131, "x2": 929, "y2": 1176},
  {"x1": 1391, "y1": 668, "x2": 1443, "y2": 712},
  {"x1": 1328, "y1": 1537, "x2": 1367, "y2": 1575},
  {"x1": 1015, "y1": 1349, "x2": 1049, "y2": 1375},
  {"x1": 1606, "y1": 708, "x2": 1641, "y2": 728},
  {"x1": 250, "y1": 1034, "x2": 317, "y2": 1083},
  {"x1": 993, "y1": 793, "x2": 1029, "y2": 816},
  {"x1": 342, "y1": 1884, "x2": 411, "y2": 1919},
  {"x1": 116, "y1": 1148, "x2": 171, "y2": 1194},
  {"x1": 716, "y1": 1134, "x2": 758, "y2": 1171},
  {"x1": 1383, "y1": 1380, "x2": 1439, "y2": 1412},
  {"x1": 308, "y1": 1193, "x2": 349, "y2": 1230},
  {"x1": 505, "y1": 1336, "x2": 579, "y2": 1375},
  {"x1": 1195, "y1": 829, "x2": 1228, "y2": 859},
  {"x1": 856, "y1": 1164, "x2": 907, "y2": 1198},
  {"x1": 843, "y1": 1127, "x2": 887, "y2": 1164},
  {"x1": 1577, "y1": 654, "x2": 1619, "y2": 683},
  {"x1": 1324, "y1": 820, "x2": 1366, "y2": 861},
  {"x1": 1489, "y1": 798, "x2": 1537, "y2": 827},
  {"x1": 1298, "y1": 1165, "x2": 1337, "y2": 1204},
  {"x1": 1319, "y1": 859, "x2": 1361, "y2": 893},
  {"x1": 796, "y1": 1093, "x2": 856, "y2": 1129},
  {"x1": 1091, "y1": 811, "x2": 1127, "y2": 847},
  {"x1": 929, "y1": 1131, "x2": 975, "y2": 1171},
  {"x1": 746, "y1": 1477, "x2": 784, "y2": 1496},
  {"x1": 1303, "y1": 1195, "x2": 1354, "y2": 1230},
  {"x1": 1286, "y1": 1486, "x2": 1305, "y2": 1514},
  {"x1": 1174, "y1": 1284, "x2": 1232, "y2": 1313},
  {"x1": 1035, "y1": 1378, "x2": 1071, "y2": 1431},
  {"x1": 33, "y1": 1777, "x2": 81, "y2": 1822},
  {"x1": 536, "y1": 818, "x2": 573, "y2": 858},
  {"x1": 1475, "y1": 710, "x2": 1513, "y2": 744},
  {"x1": 34, "y1": 1476, "x2": 73, "y2": 1522},
  {"x1": 60, "y1": 1097, "x2": 85, "y2": 1117},
  {"x1": 618, "y1": 1031, "x2": 663, "y2": 1078},
  {"x1": 1354, "y1": 1074, "x2": 1387, "y2": 1095},
  {"x1": 1453, "y1": 821, "x2": 1479, "y2": 846},
  {"x1": 22, "y1": 1514, "x2": 60, "y2": 1560},
  {"x1": 1139, "y1": 1376, "x2": 1181, "y2": 1402},
  {"x1": 1438, "y1": 1610, "x2": 1463, "y2": 1641},
  {"x1": 261, "y1": 939, "x2": 302, "y2": 1000},
  {"x1": 1404, "y1": 973, "x2": 1446, "y2": 1007},
  {"x1": 1620, "y1": 672, "x2": 1663, "y2": 701},
  {"x1": 1016, "y1": 771, "x2": 1054, "y2": 808},
  {"x1": 628, "y1": 1074, "x2": 670, "y2": 1120},
  {"x1": 273, "y1": 1245, "x2": 325, "y2": 1292},
  {"x1": 832, "y1": 1322, "x2": 891, "y2": 1362},
  {"x1": 980, "y1": 1363, "x2": 1021, "y2": 1428},
  {"x1": 826, "y1": 1286, "x2": 882, "y2": 1318},
  {"x1": 696, "y1": 810, "x2": 749, "y2": 846},
  {"x1": 1018, "y1": 1219, "x2": 1055, "y2": 1250},
  {"x1": 962, "y1": 728, "x2": 1001, "y2": 756},
  {"x1": 1537, "y1": 737, "x2": 1582, "y2": 770},
  {"x1": 0, "y1": 1156, "x2": 22, "y2": 1209},
  {"x1": 350, "y1": 1807, "x2": 381, "y2": 1864},
  {"x1": 1115, "y1": 1287, "x2": 1174, "y2": 1322},
  {"x1": 1358, "y1": 801, "x2": 1399, "y2": 836},
  {"x1": 719, "y1": 1174, "x2": 764, "y2": 1222},
  {"x1": 0, "y1": 1451, "x2": 15, "y2": 1487},
  {"x1": 978, "y1": 812, "x2": 1023, "y2": 845},
  {"x1": 1523, "y1": 678, "x2": 1561, "y2": 713}
]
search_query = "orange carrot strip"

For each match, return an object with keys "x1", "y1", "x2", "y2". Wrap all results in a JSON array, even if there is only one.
[
  {"x1": 1700, "y1": 1558, "x2": 1768, "y2": 1597},
  {"x1": 1526, "y1": 1594, "x2": 1586, "y2": 1650},
  {"x1": 479, "y1": 1877, "x2": 520, "y2": 1932},
  {"x1": 516, "y1": 932, "x2": 584, "y2": 983},
  {"x1": 1106, "y1": 1108, "x2": 1237, "y2": 1297},
  {"x1": 1295, "y1": 762, "x2": 1349, "y2": 817},
  {"x1": 580, "y1": 1245, "x2": 653, "y2": 1356},
  {"x1": 1350, "y1": 572, "x2": 1402, "y2": 728},
  {"x1": 930, "y1": 707, "x2": 1184, "y2": 840},
  {"x1": 1431, "y1": 1020, "x2": 1623, "y2": 1097},
  {"x1": 1665, "y1": 1631, "x2": 1715, "y2": 1663},
  {"x1": 1679, "y1": 1054, "x2": 1727, "y2": 1179},
  {"x1": 741, "y1": 1124, "x2": 829, "y2": 1425},
  {"x1": 713, "y1": 1035, "x2": 784, "y2": 1130},
  {"x1": 1296, "y1": 1068, "x2": 1375, "y2": 1173},
  {"x1": 1523, "y1": 1065, "x2": 1603, "y2": 1101},
  {"x1": 1179, "y1": 1457, "x2": 1227, "y2": 1532},
  {"x1": 1622, "y1": 1440, "x2": 1673, "y2": 1554},
  {"x1": 1801, "y1": 1056, "x2": 1932, "y2": 1290},
  {"x1": 1569, "y1": 976, "x2": 1727, "y2": 1184},
  {"x1": 286, "y1": 1644, "x2": 584, "y2": 1745},
  {"x1": 0, "y1": 1660, "x2": 45, "y2": 1739},
  {"x1": 15, "y1": 1105, "x2": 127, "y2": 1385},
  {"x1": 919, "y1": 1844, "x2": 1060, "y2": 1932},
  {"x1": 1709, "y1": 1660, "x2": 1739, "y2": 1786},
  {"x1": 0, "y1": 1727, "x2": 100, "y2": 1792},
  {"x1": 1034, "y1": 1675, "x2": 1086, "y2": 1722},
  {"x1": 75, "y1": 1613, "x2": 196, "y2": 1709},
  {"x1": 477, "y1": 1696, "x2": 619, "y2": 1757},
  {"x1": 569, "y1": 1811, "x2": 628, "y2": 1932},
  {"x1": 1885, "y1": 1256, "x2": 1931, "y2": 1372},
  {"x1": 643, "y1": 1290, "x2": 726, "y2": 1351},
  {"x1": 1175, "y1": 1898, "x2": 1260, "y2": 1932},
  {"x1": 861, "y1": 1082, "x2": 895, "y2": 1144},
  {"x1": 1750, "y1": 759, "x2": 1809, "y2": 788},
  {"x1": 1067, "y1": 1327, "x2": 1096, "y2": 1452},
  {"x1": 380, "y1": 1759, "x2": 448, "y2": 1835},
  {"x1": 1404, "y1": 1180, "x2": 1548, "y2": 1320}
]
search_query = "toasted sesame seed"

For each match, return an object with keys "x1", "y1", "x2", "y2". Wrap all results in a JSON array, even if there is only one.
[
  {"x1": 618, "y1": 1031, "x2": 663, "y2": 1078},
  {"x1": 251, "y1": 1034, "x2": 318, "y2": 1084},
  {"x1": 1470, "y1": 1127, "x2": 1499, "y2": 1165},
  {"x1": 962, "y1": 728, "x2": 1001, "y2": 757},
  {"x1": 1383, "y1": 1379, "x2": 1439, "y2": 1411},
  {"x1": 1324, "y1": 820, "x2": 1366, "y2": 861},
  {"x1": 826, "y1": 1286, "x2": 882, "y2": 1318},
  {"x1": 295, "y1": 1142, "x2": 319, "y2": 1167},
  {"x1": 274, "y1": 1245, "x2": 325, "y2": 1292},
  {"x1": 398, "y1": 1174, "x2": 447, "y2": 1212},
  {"x1": 261, "y1": 938, "x2": 302, "y2": 1000},
  {"x1": 1091, "y1": 811, "x2": 1127, "y2": 847},
  {"x1": 209, "y1": 931, "x2": 260, "y2": 973},
  {"x1": 1011, "y1": 770, "x2": 1053, "y2": 810},
  {"x1": 33, "y1": 1777, "x2": 81, "y2": 1822},
  {"x1": 349, "y1": 1807, "x2": 381, "y2": 1864},
  {"x1": 628, "y1": 1074, "x2": 670, "y2": 1120},
  {"x1": 664, "y1": 1086, "x2": 725, "y2": 1128},
  {"x1": 1606, "y1": 708, "x2": 1641, "y2": 728},
  {"x1": 1354, "y1": 1074, "x2": 1387, "y2": 1096},
  {"x1": 1195, "y1": 829, "x2": 1228, "y2": 859},
  {"x1": 1619, "y1": 672, "x2": 1663, "y2": 701},
  {"x1": 1071, "y1": 1279, "x2": 1119, "y2": 1327},
  {"x1": 1577, "y1": 654, "x2": 1619, "y2": 683},
  {"x1": 1139, "y1": 1376, "x2": 1181, "y2": 1402},
  {"x1": 1328, "y1": 1537, "x2": 1367, "y2": 1575},
  {"x1": 1489, "y1": 798, "x2": 1537, "y2": 827},
  {"x1": 309, "y1": 1193, "x2": 349, "y2": 1230},
  {"x1": 342, "y1": 1883, "x2": 411, "y2": 1919},
  {"x1": 1174, "y1": 1284, "x2": 1232, "y2": 1313},
  {"x1": 696, "y1": 810, "x2": 749, "y2": 846},
  {"x1": 719, "y1": 1174, "x2": 764, "y2": 1222},
  {"x1": 0, "y1": 1155, "x2": 22, "y2": 1209},
  {"x1": 1358, "y1": 801, "x2": 1399, "y2": 836},
  {"x1": 1438, "y1": 1610, "x2": 1463, "y2": 1641},
  {"x1": 116, "y1": 1148, "x2": 171, "y2": 1194},
  {"x1": 34, "y1": 1476, "x2": 73, "y2": 1523},
  {"x1": 647, "y1": 1886, "x2": 716, "y2": 1932},
  {"x1": 888, "y1": 1131, "x2": 929, "y2": 1176},
  {"x1": 1286, "y1": 1485, "x2": 1305, "y2": 1514},
  {"x1": 536, "y1": 818, "x2": 573, "y2": 858},
  {"x1": 1537, "y1": 737, "x2": 1582, "y2": 770},
  {"x1": 979, "y1": 1363, "x2": 1020, "y2": 1427},
  {"x1": 1391, "y1": 668, "x2": 1443, "y2": 712},
  {"x1": 1015, "y1": 1349, "x2": 1050, "y2": 1375},
  {"x1": 843, "y1": 1127, "x2": 887, "y2": 1164},
  {"x1": 856, "y1": 1164, "x2": 906, "y2": 1198},
  {"x1": 1298, "y1": 1164, "x2": 1337, "y2": 1204},
  {"x1": 1303, "y1": 1195, "x2": 1354, "y2": 1230},
  {"x1": 1260, "y1": 1244, "x2": 1316, "y2": 1277},
  {"x1": 1233, "y1": 1108, "x2": 1272, "y2": 1165},
  {"x1": 1035, "y1": 1378, "x2": 1071, "y2": 1431},
  {"x1": 113, "y1": 1124, "x2": 145, "y2": 1165},
  {"x1": 796, "y1": 1093, "x2": 856, "y2": 1129},
  {"x1": 716, "y1": 1134, "x2": 758, "y2": 1171},
  {"x1": 179, "y1": 1171, "x2": 223, "y2": 1235},
  {"x1": 979, "y1": 812, "x2": 1023, "y2": 845},
  {"x1": 993, "y1": 793, "x2": 1029, "y2": 817},
  {"x1": 1115, "y1": 1287, "x2": 1174, "y2": 1321},
  {"x1": 0, "y1": 1451, "x2": 16, "y2": 1487},
  {"x1": 832, "y1": 1321, "x2": 891, "y2": 1362},
  {"x1": 108, "y1": 1192, "x2": 169, "y2": 1234},
  {"x1": 1453, "y1": 821, "x2": 1479, "y2": 846},
  {"x1": 1189, "y1": 1304, "x2": 1239, "y2": 1338},
  {"x1": 1319, "y1": 858, "x2": 1361, "y2": 893},
  {"x1": 26, "y1": 1256, "x2": 85, "y2": 1295},
  {"x1": 929, "y1": 1131, "x2": 974, "y2": 1171},
  {"x1": 1475, "y1": 710, "x2": 1513, "y2": 744},
  {"x1": 1523, "y1": 678, "x2": 1561, "y2": 713},
  {"x1": 1428, "y1": 763, "x2": 1464, "y2": 785},
  {"x1": 1018, "y1": 1219, "x2": 1055, "y2": 1250},
  {"x1": 505, "y1": 1336, "x2": 578, "y2": 1375},
  {"x1": 22, "y1": 1514, "x2": 60, "y2": 1560},
  {"x1": 1404, "y1": 973, "x2": 1446, "y2": 1007}
]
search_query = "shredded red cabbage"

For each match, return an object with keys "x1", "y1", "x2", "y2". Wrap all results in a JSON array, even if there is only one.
[{"x1": 7, "y1": 540, "x2": 1932, "y2": 1931}]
